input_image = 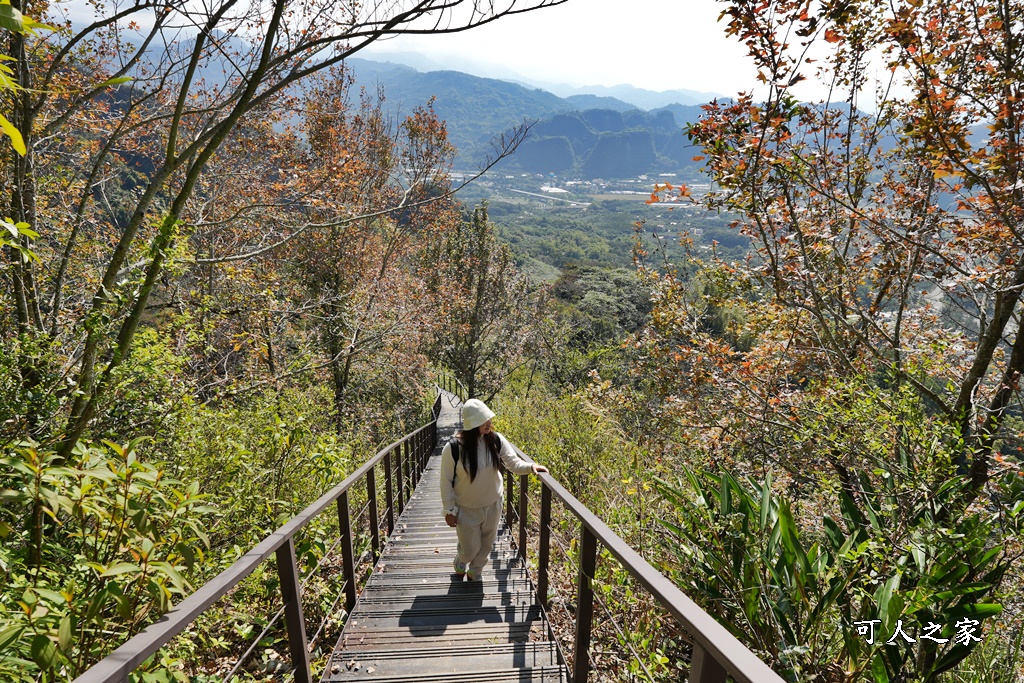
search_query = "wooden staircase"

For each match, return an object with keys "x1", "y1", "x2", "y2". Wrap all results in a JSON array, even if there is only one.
[{"x1": 320, "y1": 397, "x2": 567, "y2": 682}]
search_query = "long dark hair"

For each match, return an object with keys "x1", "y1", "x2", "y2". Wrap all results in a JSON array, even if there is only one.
[{"x1": 456, "y1": 427, "x2": 501, "y2": 482}]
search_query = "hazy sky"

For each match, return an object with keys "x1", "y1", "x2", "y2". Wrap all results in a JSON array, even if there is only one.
[{"x1": 362, "y1": 0, "x2": 759, "y2": 98}]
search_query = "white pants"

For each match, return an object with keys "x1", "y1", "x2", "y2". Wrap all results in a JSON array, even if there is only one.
[{"x1": 455, "y1": 500, "x2": 502, "y2": 579}]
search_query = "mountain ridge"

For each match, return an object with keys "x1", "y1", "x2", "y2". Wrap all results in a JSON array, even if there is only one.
[
  {"x1": 353, "y1": 51, "x2": 725, "y2": 108},
  {"x1": 345, "y1": 57, "x2": 714, "y2": 178}
]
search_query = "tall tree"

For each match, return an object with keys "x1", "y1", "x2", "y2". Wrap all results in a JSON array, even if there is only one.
[
  {"x1": 0, "y1": 0, "x2": 566, "y2": 453},
  {"x1": 648, "y1": 0, "x2": 1024, "y2": 506},
  {"x1": 426, "y1": 205, "x2": 538, "y2": 401},
  {"x1": 292, "y1": 78, "x2": 458, "y2": 427}
]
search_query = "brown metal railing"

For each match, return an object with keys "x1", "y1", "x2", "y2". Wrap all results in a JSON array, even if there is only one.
[
  {"x1": 435, "y1": 369, "x2": 468, "y2": 399},
  {"x1": 503, "y1": 442, "x2": 787, "y2": 683},
  {"x1": 72, "y1": 416, "x2": 439, "y2": 683}
]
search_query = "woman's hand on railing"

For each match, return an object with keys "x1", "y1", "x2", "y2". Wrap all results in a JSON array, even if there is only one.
[{"x1": 531, "y1": 464, "x2": 548, "y2": 474}]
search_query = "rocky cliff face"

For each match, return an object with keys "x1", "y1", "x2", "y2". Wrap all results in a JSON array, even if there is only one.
[{"x1": 513, "y1": 108, "x2": 705, "y2": 177}]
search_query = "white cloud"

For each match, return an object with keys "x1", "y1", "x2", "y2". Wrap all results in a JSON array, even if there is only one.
[{"x1": 362, "y1": 0, "x2": 758, "y2": 97}]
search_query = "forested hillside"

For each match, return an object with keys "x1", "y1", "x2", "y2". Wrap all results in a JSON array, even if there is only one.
[
  {"x1": 3, "y1": 0, "x2": 1024, "y2": 682},
  {"x1": 347, "y1": 58, "x2": 708, "y2": 176}
]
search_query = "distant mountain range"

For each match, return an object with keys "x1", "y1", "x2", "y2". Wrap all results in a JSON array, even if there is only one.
[{"x1": 346, "y1": 57, "x2": 718, "y2": 178}]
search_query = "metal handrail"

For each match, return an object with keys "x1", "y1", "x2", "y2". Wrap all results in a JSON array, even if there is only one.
[
  {"x1": 73, "y1": 418, "x2": 438, "y2": 683},
  {"x1": 504, "y1": 443, "x2": 786, "y2": 683},
  {"x1": 435, "y1": 368, "x2": 467, "y2": 399}
]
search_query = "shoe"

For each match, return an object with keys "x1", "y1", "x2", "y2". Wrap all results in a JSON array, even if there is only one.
[
  {"x1": 466, "y1": 570, "x2": 480, "y2": 581},
  {"x1": 453, "y1": 557, "x2": 468, "y2": 577}
]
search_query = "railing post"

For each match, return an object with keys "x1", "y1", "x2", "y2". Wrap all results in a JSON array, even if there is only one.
[
  {"x1": 337, "y1": 491, "x2": 358, "y2": 614},
  {"x1": 518, "y1": 474, "x2": 528, "y2": 563},
  {"x1": 396, "y1": 445, "x2": 405, "y2": 515},
  {"x1": 414, "y1": 432, "x2": 421, "y2": 485},
  {"x1": 421, "y1": 429, "x2": 428, "y2": 471},
  {"x1": 411, "y1": 432, "x2": 419, "y2": 481},
  {"x1": 411, "y1": 432, "x2": 418, "y2": 483},
  {"x1": 690, "y1": 644, "x2": 728, "y2": 683},
  {"x1": 367, "y1": 467, "x2": 380, "y2": 561},
  {"x1": 572, "y1": 525, "x2": 598, "y2": 683},
  {"x1": 403, "y1": 438, "x2": 411, "y2": 501},
  {"x1": 407, "y1": 436, "x2": 414, "y2": 490},
  {"x1": 506, "y1": 470, "x2": 514, "y2": 522},
  {"x1": 385, "y1": 447, "x2": 395, "y2": 535},
  {"x1": 276, "y1": 538, "x2": 311, "y2": 683},
  {"x1": 538, "y1": 485, "x2": 551, "y2": 607}
]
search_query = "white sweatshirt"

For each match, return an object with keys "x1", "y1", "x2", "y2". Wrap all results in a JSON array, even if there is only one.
[{"x1": 440, "y1": 432, "x2": 535, "y2": 515}]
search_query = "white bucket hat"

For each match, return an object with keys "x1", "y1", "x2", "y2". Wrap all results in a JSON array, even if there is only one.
[{"x1": 462, "y1": 398, "x2": 495, "y2": 431}]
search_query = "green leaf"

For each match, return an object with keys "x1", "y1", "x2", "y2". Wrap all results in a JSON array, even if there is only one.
[
  {"x1": 910, "y1": 543, "x2": 926, "y2": 574},
  {"x1": 778, "y1": 499, "x2": 810, "y2": 576},
  {"x1": 876, "y1": 574, "x2": 901, "y2": 628},
  {"x1": 94, "y1": 76, "x2": 132, "y2": 89},
  {"x1": 0, "y1": 114, "x2": 25, "y2": 155},
  {"x1": 0, "y1": 3, "x2": 24, "y2": 32},
  {"x1": 151, "y1": 561, "x2": 185, "y2": 592},
  {"x1": 759, "y1": 474, "x2": 772, "y2": 529},
  {"x1": 822, "y1": 515, "x2": 844, "y2": 552},
  {"x1": 20, "y1": 16, "x2": 54, "y2": 34},
  {"x1": 0, "y1": 625, "x2": 23, "y2": 651},
  {"x1": 930, "y1": 640, "x2": 976, "y2": 676},
  {"x1": 942, "y1": 603, "x2": 1002, "y2": 620},
  {"x1": 870, "y1": 652, "x2": 891, "y2": 683},
  {"x1": 720, "y1": 473, "x2": 732, "y2": 515},
  {"x1": 30, "y1": 634, "x2": 57, "y2": 670},
  {"x1": 839, "y1": 489, "x2": 866, "y2": 530},
  {"x1": 57, "y1": 616, "x2": 72, "y2": 652},
  {"x1": 34, "y1": 588, "x2": 66, "y2": 605},
  {"x1": 98, "y1": 562, "x2": 141, "y2": 578},
  {"x1": 932, "y1": 582, "x2": 992, "y2": 601},
  {"x1": 176, "y1": 542, "x2": 196, "y2": 572},
  {"x1": 0, "y1": 520, "x2": 11, "y2": 538}
]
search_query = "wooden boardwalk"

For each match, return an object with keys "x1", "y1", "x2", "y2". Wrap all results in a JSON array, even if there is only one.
[{"x1": 320, "y1": 392, "x2": 567, "y2": 683}]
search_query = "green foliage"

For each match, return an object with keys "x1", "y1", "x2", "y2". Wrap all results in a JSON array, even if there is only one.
[
  {"x1": 101, "y1": 326, "x2": 192, "y2": 441},
  {"x1": 532, "y1": 265, "x2": 649, "y2": 391},
  {"x1": 0, "y1": 218, "x2": 38, "y2": 261},
  {"x1": 497, "y1": 370, "x2": 644, "y2": 504},
  {"x1": 488, "y1": 198, "x2": 744, "y2": 274},
  {"x1": 657, "y1": 466, "x2": 1017, "y2": 682},
  {"x1": 0, "y1": 439, "x2": 213, "y2": 680},
  {"x1": 0, "y1": 2, "x2": 52, "y2": 155},
  {"x1": 552, "y1": 265, "x2": 651, "y2": 345},
  {"x1": 0, "y1": 333, "x2": 62, "y2": 444},
  {"x1": 426, "y1": 205, "x2": 537, "y2": 402},
  {"x1": 947, "y1": 623, "x2": 1024, "y2": 683},
  {"x1": 157, "y1": 385, "x2": 355, "y2": 554}
]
